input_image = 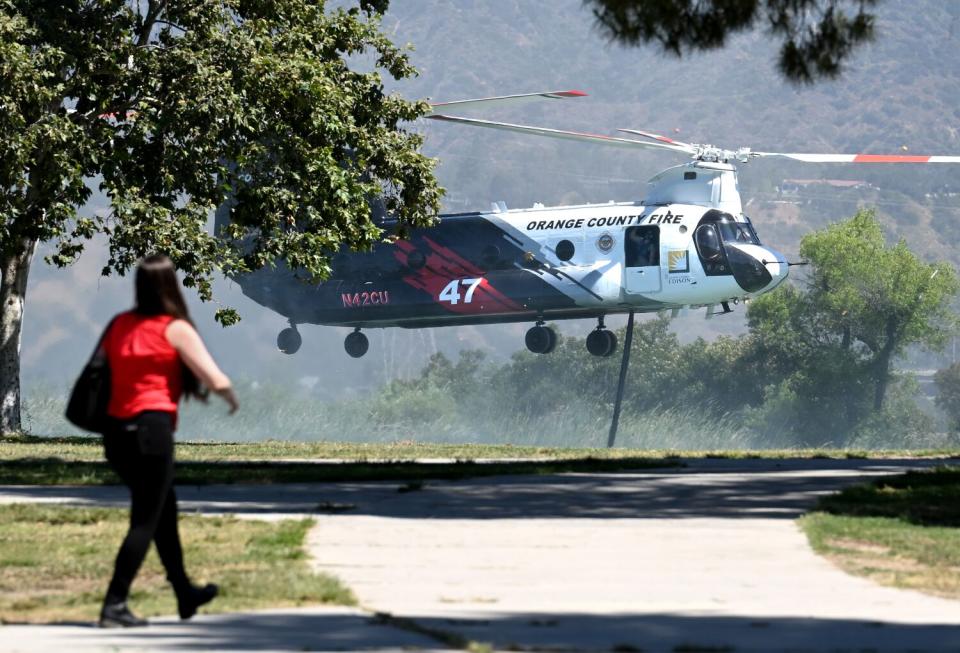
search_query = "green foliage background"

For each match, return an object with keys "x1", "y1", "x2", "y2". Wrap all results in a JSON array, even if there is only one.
[
  {"x1": 1, "y1": 0, "x2": 443, "y2": 296},
  {"x1": 22, "y1": 316, "x2": 952, "y2": 449},
  {"x1": 21, "y1": 211, "x2": 960, "y2": 448}
]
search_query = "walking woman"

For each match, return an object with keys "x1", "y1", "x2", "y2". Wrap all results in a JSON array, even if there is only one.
[{"x1": 98, "y1": 254, "x2": 239, "y2": 628}]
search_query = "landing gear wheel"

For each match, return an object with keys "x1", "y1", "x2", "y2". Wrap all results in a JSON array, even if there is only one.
[
  {"x1": 525, "y1": 325, "x2": 557, "y2": 354},
  {"x1": 277, "y1": 327, "x2": 302, "y2": 355},
  {"x1": 344, "y1": 330, "x2": 369, "y2": 358},
  {"x1": 603, "y1": 330, "x2": 618, "y2": 356},
  {"x1": 544, "y1": 325, "x2": 558, "y2": 353},
  {"x1": 586, "y1": 328, "x2": 617, "y2": 357}
]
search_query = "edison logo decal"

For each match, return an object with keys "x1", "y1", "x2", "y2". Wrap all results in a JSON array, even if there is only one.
[{"x1": 668, "y1": 250, "x2": 689, "y2": 273}]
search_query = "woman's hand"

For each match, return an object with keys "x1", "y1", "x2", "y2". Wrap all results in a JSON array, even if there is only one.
[{"x1": 214, "y1": 386, "x2": 240, "y2": 415}]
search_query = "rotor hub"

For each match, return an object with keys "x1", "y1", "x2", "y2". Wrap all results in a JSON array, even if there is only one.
[{"x1": 692, "y1": 145, "x2": 755, "y2": 164}]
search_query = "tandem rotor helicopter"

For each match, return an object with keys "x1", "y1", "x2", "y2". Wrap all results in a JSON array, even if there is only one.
[{"x1": 227, "y1": 90, "x2": 960, "y2": 359}]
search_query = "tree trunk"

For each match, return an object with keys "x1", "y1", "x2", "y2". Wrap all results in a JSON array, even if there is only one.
[
  {"x1": 873, "y1": 318, "x2": 899, "y2": 412},
  {"x1": 1, "y1": 238, "x2": 38, "y2": 435},
  {"x1": 840, "y1": 322, "x2": 857, "y2": 428}
]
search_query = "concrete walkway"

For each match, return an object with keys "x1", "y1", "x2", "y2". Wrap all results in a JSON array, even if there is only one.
[
  {"x1": 0, "y1": 606, "x2": 445, "y2": 652},
  {"x1": 2, "y1": 458, "x2": 959, "y2": 651},
  {"x1": 304, "y1": 459, "x2": 960, "y2": 652}
]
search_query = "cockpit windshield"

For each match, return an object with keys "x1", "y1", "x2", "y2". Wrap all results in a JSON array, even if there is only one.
[{"x1": 716, "y1": 219, "x2": 761, "y2": 246}]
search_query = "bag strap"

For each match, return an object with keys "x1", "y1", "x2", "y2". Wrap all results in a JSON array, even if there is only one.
[{"x1": 88, "y1": 314, "x2": 123, "y2": 363}]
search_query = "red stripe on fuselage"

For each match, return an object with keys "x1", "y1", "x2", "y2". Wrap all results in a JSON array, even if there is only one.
[{"x1": 394, "y1": 239, "x2": 523, "y2": 314}]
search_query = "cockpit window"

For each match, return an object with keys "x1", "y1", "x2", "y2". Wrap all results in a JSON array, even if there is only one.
[
  {"x1": 716, "y1": 221, "x2": 759, "y2": 245},
  {"x1": 695, "y1": 224, "x2": 723, "y2": 261},
  {"x1": 697, "y1": 210, "x2": 762, "y2": 246},
  {"x1": 694, "y1": 211, "x2": 764, "y2": 280}
]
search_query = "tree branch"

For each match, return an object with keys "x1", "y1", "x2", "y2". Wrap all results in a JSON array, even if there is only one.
[
  {"x1": 155, "y1": 19, "x2": 185, "y2": 32},
  {"x1": 137, "y1": 0, "x2": 166, "y2": 47}
]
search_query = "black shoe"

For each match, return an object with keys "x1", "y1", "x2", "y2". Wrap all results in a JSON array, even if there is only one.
[
  {"x1": 99, "y1": 600, "x2": 148, "y2": 628},
  {"x1": 176, "y1": 583, "x2": 218, "y2": 620}
]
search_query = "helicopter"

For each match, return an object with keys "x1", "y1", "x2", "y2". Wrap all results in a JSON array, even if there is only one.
[{"x1": 228, "y1": 90, "x2": 960, "y2": 359}]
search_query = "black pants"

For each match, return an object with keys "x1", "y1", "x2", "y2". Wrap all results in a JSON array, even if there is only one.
[{"x1": 103, "y1": 411, "x2": 188, "y2": 601}]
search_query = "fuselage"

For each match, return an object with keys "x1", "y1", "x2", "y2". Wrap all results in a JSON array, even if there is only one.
[{"x1": 238, "y1": 198, "x2": 789, "y2": 329}]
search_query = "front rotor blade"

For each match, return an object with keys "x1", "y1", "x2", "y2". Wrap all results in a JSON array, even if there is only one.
[
  {"x1": 428, "y1": 90, "x2": 587, "y2": 113},
  {"x1": 755, "y1": 152, "x2": 960, "y2": 163},
  {"x1": 427, "y1": 115, "x2": 692, "y2": 154},
  {"x1": 618, "y1": 128, "x2": 695, "y2": 151}
]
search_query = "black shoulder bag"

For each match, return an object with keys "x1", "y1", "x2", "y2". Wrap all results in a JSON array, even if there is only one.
[{"x1": 65, "y1": 317, "x2": 119, "y2": 433}]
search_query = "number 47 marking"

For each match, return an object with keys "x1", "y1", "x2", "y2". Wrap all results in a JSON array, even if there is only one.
[{"x1": 439, "y1": 278, "x2": 483, "y2": 305}]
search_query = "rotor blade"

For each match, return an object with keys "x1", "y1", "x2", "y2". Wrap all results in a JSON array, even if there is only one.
[
  {"x1": 428, "y1": 90, "x2": 587, "y2": 113},
  {"x1": 755, "y1": 152, "x2": 960, "y2": 163},
  {"x1": 618, "y1": 128, "x2": 694, "y2": 150},
  {"x1": 427, "y1": 114, "x2": 693, "y2": 154}
]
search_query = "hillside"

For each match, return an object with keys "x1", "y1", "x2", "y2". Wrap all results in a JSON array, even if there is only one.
[
  {"x1": 387, "y1": 1, "x2": 960, "y2": 254},
  {"x1": 20, "y1": 0, "x2": 960, "y2": 405}
]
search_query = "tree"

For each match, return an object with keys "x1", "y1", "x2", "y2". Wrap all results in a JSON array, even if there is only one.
[
  {"x1": 586, "y1": 0, "x2": 879, "y2": 83},
  {"x1": 0, "y1": 0, "x2": 443, "y2": 434},
  {"x1": 801, "y1": 209, "x2": 958, "y2": 410},
  {"x1": 934, "y1": 362, "x2": 960, "y2": 431},
  {"x1": 749, "y1": 209, "x2": 958, "y2": 427},
  {"x1": 746, "y1": 283, "x2": 874, "y2": 441}
]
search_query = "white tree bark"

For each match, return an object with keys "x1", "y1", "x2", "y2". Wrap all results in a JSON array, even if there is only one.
[{"x1": 1, "y1": 238, "x2": 37, "y2": 435}]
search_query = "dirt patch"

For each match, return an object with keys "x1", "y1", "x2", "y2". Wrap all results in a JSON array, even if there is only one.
[
  {"x1": 827, "y1": 538, "x2": 892, "y2": 555},
  {"x1": 832, "y1": 552, "x2": 926, "y2": 574}
]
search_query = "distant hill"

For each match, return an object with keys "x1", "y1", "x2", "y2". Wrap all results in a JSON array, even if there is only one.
[
  {"x1": 388, "y1": 1, "x2": 960, "y2": 260},
  {"x1": 392, "y1": 1, "x2": 960, "y2": 164},
  {"x1": 21, "y1": 0, "x2": 960, "y2": 401}
]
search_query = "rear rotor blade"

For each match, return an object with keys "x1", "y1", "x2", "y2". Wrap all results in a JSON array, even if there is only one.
[
  {"x1": 754, "y1": 151, "x2": 960, "y2": 163},
  {"x1": 427, "y1": 115, "x2": 693, "y2": 154},
  {"x1": 428, "y1": 90, "x2": 587, "y2": 113}
]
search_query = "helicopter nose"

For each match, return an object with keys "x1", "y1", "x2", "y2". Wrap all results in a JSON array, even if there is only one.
[
  {"x1": 725, "y1": 244, "x2": 788, "y2": 294},
  {"x1": 759, "y1": 248, "x2": 789, "y2": 292}
]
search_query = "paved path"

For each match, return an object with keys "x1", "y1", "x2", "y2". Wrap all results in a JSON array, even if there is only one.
[
  {"x1": 304, "y1": 459, "x2": 960, "y2": 652},
  {"x1": 2, "y1": 458, "x2": 959, "y2": 651},
  {"x1": 0, "y1": 606, "x2": 445, "y2": 652}
]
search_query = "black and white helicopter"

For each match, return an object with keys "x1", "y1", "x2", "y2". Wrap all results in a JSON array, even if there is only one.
[{"x1": 229, "y1": 90, "x2": 960, "y2": 359}]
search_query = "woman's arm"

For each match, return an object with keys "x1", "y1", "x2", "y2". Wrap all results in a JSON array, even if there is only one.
[{"x1": 166, "y1": 320, "x2": 239, "y2": 414}]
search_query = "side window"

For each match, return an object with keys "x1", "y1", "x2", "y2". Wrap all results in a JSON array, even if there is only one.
[
  {"x1": 695, "y1": 224, "x2": 723, "y2": 261},
  {"x1": 625, "y1": 226, "x2": 660, "y2": 267}
]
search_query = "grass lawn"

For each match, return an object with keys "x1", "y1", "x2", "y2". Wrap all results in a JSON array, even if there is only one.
[
  {"x1": 3, "y1": 434, "x2": 958, "y2": 486},
  {"x1": 0, "y1": 434, "x2": 691, "y2": 485},
  {"x1": 4, "y1": 434, "x2": 959, "y2": 463},
  {"x1": 0, "y1": 503, "x2": 353, "y2": 624},
  {"x1": 3, "y1": 436, "x2": 637, "y2": 462},
  {"x1": 0, "y1": 456, "x2": 681, "y2": 486},
  {"x1": 800, "y1": 466, "x2": 960, "y2": 599}
]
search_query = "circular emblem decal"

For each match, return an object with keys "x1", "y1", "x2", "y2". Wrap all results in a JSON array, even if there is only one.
[{"x1": 596, "y1": 233, "x2": 615, "y2": 252}]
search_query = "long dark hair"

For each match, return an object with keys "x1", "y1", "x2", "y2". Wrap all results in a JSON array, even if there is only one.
[{"x1": 135, "y1": 254, "x2": 206, "y2": 400}]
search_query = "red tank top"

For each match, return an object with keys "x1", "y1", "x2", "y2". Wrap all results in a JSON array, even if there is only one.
[{"x1": 105, "y1": 312, "x2": 182, "y2": 420}]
